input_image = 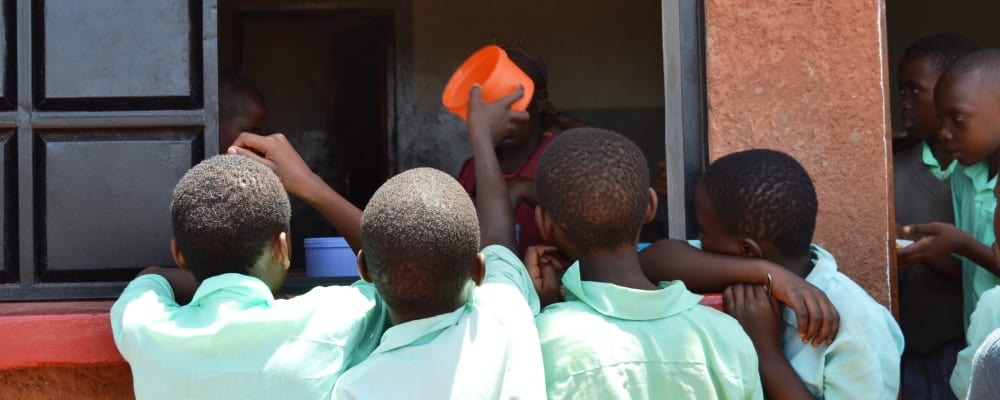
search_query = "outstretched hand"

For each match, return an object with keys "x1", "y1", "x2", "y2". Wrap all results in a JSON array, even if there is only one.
[
  {"x1": 767, "y1": 266, "x2": 840, "y2": 346},
  {"x1": 466, "y1": 85, "x2": 529, "y2": 147},
  {"x1": 523, "y1": 245, "x2": 571, "y2": 309},
  {"x1": 897, "y1": 222, "x2": 969, "y2": 267},
  {"x1": 724, "y1": 283, "x2": 783, "y2": 347},
  {"x1": 227, "y1": 133, "x2": 321, "y2": 200}
]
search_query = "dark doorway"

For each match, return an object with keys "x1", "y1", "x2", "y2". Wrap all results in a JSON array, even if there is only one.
[{"x1": 226, "y1": 10, "x2": 392, "y2": 270}]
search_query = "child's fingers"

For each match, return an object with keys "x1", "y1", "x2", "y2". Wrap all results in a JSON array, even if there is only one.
[
  {"x1": 497, "y1": 85, "x2": 525, "y2": 107},
  {"x1": 722, "y1": 286, "x2": 735, "y2": 314},
  {"x1": 227, "y1": 145, "x2": 276, "y2": 170},
  {"x1": 468, "y1": 85, "x2": 484, "y2": 104},
  {"x1": 814, "y1": 297, "x2": 840, "y2": 346}
]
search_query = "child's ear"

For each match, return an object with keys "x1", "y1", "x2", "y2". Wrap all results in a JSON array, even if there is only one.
[
  {"x1": 471, "y1": 252, "x2": 486, "y2": 286},
  {"x1": 273, "y1": 232, "x2": 291, "y2": 270},
  {"x1": 357, "y1": 249, "x2": 373, "y2": 283},
  {"x1": 170, "y1": 238, "x2": 190, "y2": 272},
  {"x1": 535, "y1": 205, "x2": 553, "y2": 242},
  {"x1": 739, "y1": 238, "x2": 764, "y2": 258},
  {"x1": 643, "y1": 187, "x2": 659, "y2": 224}
]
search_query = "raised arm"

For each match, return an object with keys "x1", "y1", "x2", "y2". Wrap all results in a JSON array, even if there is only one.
[
  {"x1": 228, "y1": 133, "x2": 363, "y2": 254},
  {"x1": 640, "y1": 239, "x2": 840, "y2": 346},
  {"x1": 465, "y1": 85, "x2": 528, "y2": 251}
]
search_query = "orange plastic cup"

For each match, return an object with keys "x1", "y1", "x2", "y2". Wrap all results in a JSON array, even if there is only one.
[{"x1": 442, "y1": 45, "x2": 535, "y2": 120}]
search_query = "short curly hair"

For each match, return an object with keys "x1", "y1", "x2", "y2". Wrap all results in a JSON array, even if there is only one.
[
  {"x1": 943, "y1": 49, "x2": 1000, "y2": 99},
  {"x1": 535, "y1": 128, "x2": 649, "y2": 249},
  {"x1": 699, "y1": 149, "x2": 817, "y2": 259},
  {"x1": 902, "y1": 33, "x2": 979, "y2": 74},
  {"x1": 170, "y1": 155, "x2": 291, "y2": 282},
  {"x1": 361, "y1": 168, "x2": 480, "y2": 316}
]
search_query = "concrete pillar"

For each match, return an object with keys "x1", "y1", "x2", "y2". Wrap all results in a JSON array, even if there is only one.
[{"x1": 703, "y1": 0, "x2": 896, "y2": 308}]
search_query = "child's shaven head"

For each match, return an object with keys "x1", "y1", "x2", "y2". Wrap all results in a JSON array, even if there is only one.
[
  {"x1": 171, "y1": 155, "x2": 291, "y2": 282},
  {"x1": 361, "y1": 168, "x2": 481, "y2": 318},
  {"x1": 699, "y1": 149, "x2": 818, "y2": 259},
  {"x1": 943, "y1": 49, "x2": 1000, "y2": 97},
  {"x1": 535, "y1": 128, "x2": 649, "y2": 250}
]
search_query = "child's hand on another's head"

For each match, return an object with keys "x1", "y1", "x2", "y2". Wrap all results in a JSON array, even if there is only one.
[
  {"x1": 523, "y1": 245, "x2": 571, "y2": 309},
  {"x1": 724, "y1": 284, "x2": 783, "y2": 347},
  {"x1": 767, "y1": 266, "x2": 839, "y2": 347},
  {"x1": 466, "y1": 85, "x2": 529, "y2": 147},
  {"x1": 227, "y1": 133, "x2": 321, "y2": 200},
  {"x1": 897, "y1": 222, "x2": 969, "y2": 267}
]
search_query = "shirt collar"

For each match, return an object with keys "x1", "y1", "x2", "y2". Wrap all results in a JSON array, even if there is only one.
[
  {"x1": 371, "y1": 282, "x2": 474, "y2": 355},
  {"x1": 960, "y1": 161, "x2": 998, "y2": 194},
  {"x1": 781, "y1": 245, "x2": 836, "y2": 326},
  {"x1": 561, "y1": 263, "x2": 703, "y2": 321},
  {"x1": 921, "y1": 141, "x2": 956, "y2": 180},
  {"x1": 189, "y1": 273, "x2": 275, "y2": 307}
]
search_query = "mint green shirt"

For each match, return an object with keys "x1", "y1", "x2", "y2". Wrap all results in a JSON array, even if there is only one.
[
  {"x1": 536, "y1": 264, "x2": 763, "y2": 400},
  {"x1": 332, "y1": 245, "x2": 545, "y2": 399},
  {"x1": 951, "y1": 162, "x2": 1000, "y2": 327},
  {"x1": 922, "y1": 141, "x2": 956, "y2": 180},
  {"x1": 783, "y1": 245, "x2": 904, "y2": 399},
  {"x1": 110, "y1": 273, "x2": 387, "y2": 400},
  {"x1": 952, "y1": 286, "x2": 1000, "y2": 398}
]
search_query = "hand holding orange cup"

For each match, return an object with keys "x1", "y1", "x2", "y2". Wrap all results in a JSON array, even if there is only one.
[{"x1": 442, "y1": 45, "x2": 535, "y2": 120}]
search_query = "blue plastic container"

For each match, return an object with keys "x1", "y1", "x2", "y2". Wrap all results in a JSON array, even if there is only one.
[
  {"x1": 304, "y1": 237, "x2": 358, "y2": 278},
  {"x1": 638, "y1": 242, "x2": 652, "y2": 251}
]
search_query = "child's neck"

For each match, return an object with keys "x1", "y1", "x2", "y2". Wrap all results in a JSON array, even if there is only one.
[
  {"x1": 577, "y1": 246, "x2": 659, "y2": 290},
  {"x1": 497, "y1": 133, "x2": 542, "y2": 174}
]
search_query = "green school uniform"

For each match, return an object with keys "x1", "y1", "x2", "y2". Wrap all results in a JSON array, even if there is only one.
[
  {"x1": 536, "y1": 263, "x2": 763, "y2": 400},
  {"x1": 951, "y1": 162, "x2": 1000, "y2": 327},
  {"x1": 110, "y1": 273, "x2": 387, "y2": 400},
  {"x1": 952, "y1": 286, "x2": 1000, "y2": 399}
]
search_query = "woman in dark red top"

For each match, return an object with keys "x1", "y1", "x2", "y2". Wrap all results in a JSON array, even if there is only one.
[{"x1": 456, "y1": 44, "x2": 584, "y2": 256}]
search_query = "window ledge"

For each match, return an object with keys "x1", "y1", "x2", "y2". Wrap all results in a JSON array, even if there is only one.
[{"x1": 0, "y1": 301, "x2": 124, "y2": 370}]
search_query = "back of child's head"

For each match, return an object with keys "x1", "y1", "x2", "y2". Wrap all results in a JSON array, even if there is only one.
[
  {"x1": 361, "y1": 167, "x2": 480, "y2": 317},
  {"x1": 170, "y1": 155, "x2": 291, "y2": 282},
  {"x1": 700, "y1": 149, "x2": 817, "y2": 259},
  {"x1": 902, "y1": 33, "x2": 979, "y2": 74},
  {"x1": 535, "y1": 127, "x2": 649, "y2": 250}
]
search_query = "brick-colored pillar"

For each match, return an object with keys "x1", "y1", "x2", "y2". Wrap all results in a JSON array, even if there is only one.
[{"x1": 704, "y1": 0, "x2": 895, "y2": 308}]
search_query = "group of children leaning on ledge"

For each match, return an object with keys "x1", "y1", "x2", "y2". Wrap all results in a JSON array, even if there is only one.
[{"x1": 110, "y1": 38, "x2": 1000, "y2": 400}]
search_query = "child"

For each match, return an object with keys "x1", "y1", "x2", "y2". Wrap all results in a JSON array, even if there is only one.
[
  {"x1": 110, "y1": 155, "x2": 388, "y2": 399},
  {"x1": 898, "y1": 49, "x2": 1000, "y2": 329},
  {"x1": 532, "y1": 128, "x2": 763, "y2": 399},
  {"x1": 967, "y1": 327, "x2": 1000, "y2": 399},
  {"x1": 328, "y1": 86, "x2": 546, "y2": 398},
  {"x1": 657, "y1": 149, "x2": 903, "y2": 399},
  {"x1": 455, "y1": 44, "x2": 584, "y2": 256},
  {"x1": 894, "y1": 33, "x2": 978, "y2": 400},
  {"x1": 219, "y1": 72, "x2": 268, "y2": 151}
]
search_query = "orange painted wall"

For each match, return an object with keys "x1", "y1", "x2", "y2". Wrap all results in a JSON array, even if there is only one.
[{"x1": 704, "y1": 0, "x2": 896, "y2": 308}]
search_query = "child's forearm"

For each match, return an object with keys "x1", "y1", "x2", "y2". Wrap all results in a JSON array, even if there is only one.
[
  {"x1": 755, "y1": 341, "x2": 815, "y2": 400},
  {"x1": 470, "y1": 125, "x2": 516, "y2": 250},
  {"x1": 958, "y1": 236, "x2": 1000, "y2": 278},
  {"x1": 639, "y1": 239, "x2": 772, "y2": 291},
  {"x1": 296, "y1": 173, "x2": 363, "y2": 254}
]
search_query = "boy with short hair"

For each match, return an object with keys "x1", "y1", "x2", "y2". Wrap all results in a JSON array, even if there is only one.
[
  {"x1": 656, "y1": 149, "x2": 903, "y2": 399},
  {"x1": 889, "y1": 49, "x2": 1000, "y2": 398},
  {"x1": 111, "y1": 155, "x2": 388, "y2": 399},
  {"x1": 894, "y1": 33, "x2": 978, "y2": 399},
  {"x1": 532, "y1": 128, "x2": 763, "y2": 399},
  {"x1": 328, "y1": 86, "x2": 546, "y2": 399}
]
